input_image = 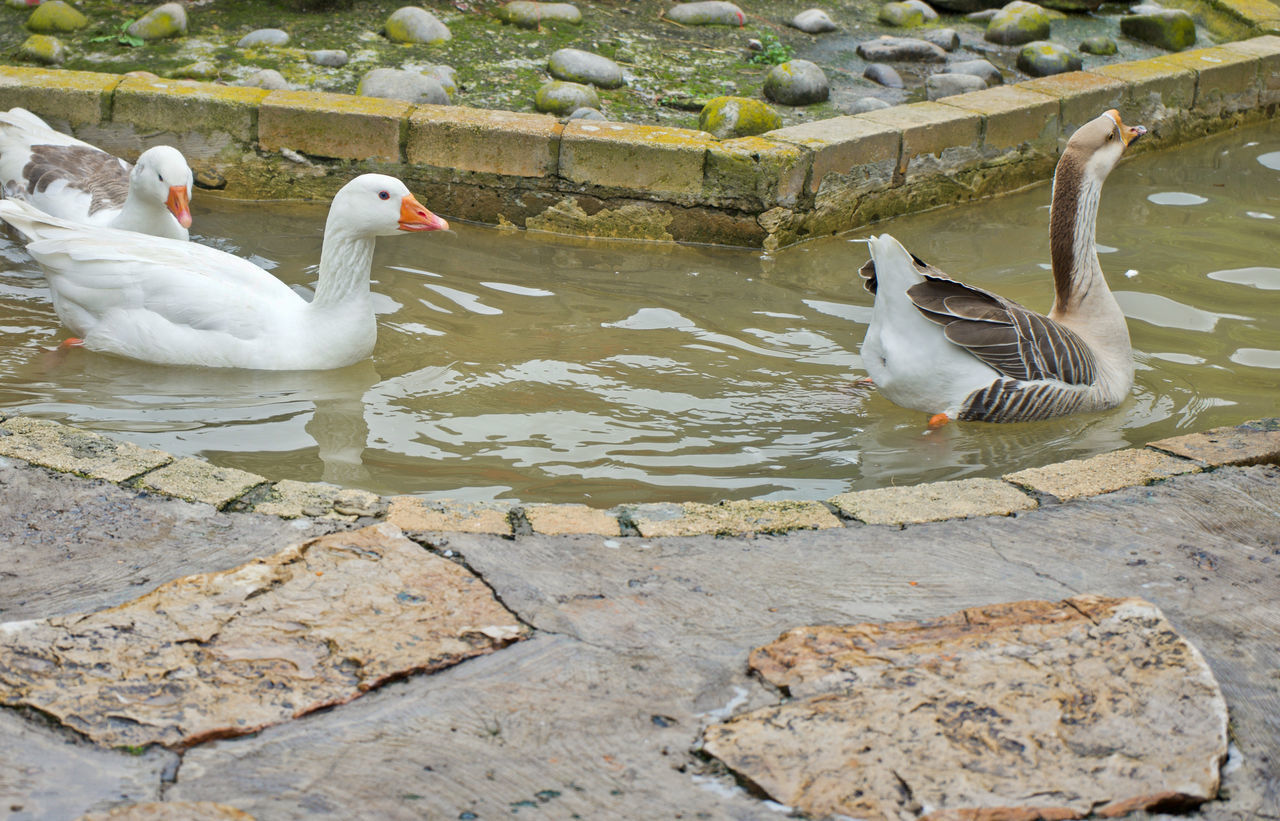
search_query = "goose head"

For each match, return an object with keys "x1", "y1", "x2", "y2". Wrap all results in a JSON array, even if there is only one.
[
  {"x1": 329, "y1": 174, "x2": 448, "y2": 237},
  {"x1": 1063, "y1": 109, "x2": 1146, "y2": 185},
  {"x1": 130, "y1": 145, "x2": 193, "y2": 228}
]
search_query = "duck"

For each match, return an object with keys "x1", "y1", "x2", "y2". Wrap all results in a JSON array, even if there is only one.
[
  {"x1": 0, "y1": 107, "x2": 193, "y2": 240},
  {"x1": 858, "y1": 109, "x2": 1147, "y2": 425},
  {"x1": 0, "y1": 173, "x2": 449, "y2": 371}
]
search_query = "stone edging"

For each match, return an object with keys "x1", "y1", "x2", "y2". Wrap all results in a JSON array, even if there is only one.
[
  {"x1": 0, "y1": 29, "x2": 1276, "y2": 249},
  {"x1": 1, "y1": 411, "x2": 1275, "y2": 538}
]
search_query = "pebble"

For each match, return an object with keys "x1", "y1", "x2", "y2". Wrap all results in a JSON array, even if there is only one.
[
  {"x1": 534, "y1": 80, "x2": 600, "y2": 115},
  {"x1": 308, "y1": 49, "x2": 348, "y2": 67},
  {"x1": 788, "y1": 8, "x2": 838, "y2": 33},
  {"x1": 419, "y1": 64, "x2": 458, "y2": 98},
  {"x1": 927, "y1": 72, "x2": 987, "y2": 99},
  {"x1": 698, "y1": 95, "x2": 782, "y2": 138},
  {"x1": 548, "y1": 48, "x2": 625, "y2": 89},
  {"x1": 19, "y1": 33, "x2": 65, "y2": 65},
  {"x1": 567, "y1": 107, "x2": 606, "y2": 120},
  {"x1": 863, "y1": 63, "x2": 905, "y2": 88},
  {"x1": 763, "y1": 59, "x2": 830, "y2": 106},
  {"x1": 665, "y1": 1, "x2": 746, "y2": 26},
  {"x1": 849, "y1": 96, "x2": 893, "y2": 113},
  {"x1": 238, "y1": 68, "x2": 289, "y2": 90},
  {"x1": 1121, "y1": 9, "x2": 1196, "y2": 51},
  {"x1": 944, "y1": 58, "x2": 1003, "y2": 85},
  {"x1": 856, "y1": 37, "x2": 947, "y2": 62},
  {"x1": 1017, "y1": 40, "x2": 1083, "y2": 76},
  {"x1": 26, "y1": 1, "x2": 87, "y2": 33},
  {"x1": 385, "y1": 6, "x2": 451, "y2": 44},
  {"x1": 966, "y1": 8, "x2": 998, "y2": 21},
  {"x1": 1079, "y1": 35, "x2": 1117, "y2": 54},
  {"x1": 921, "y1": 27, "x2": 960, "y2": 51},
  {"x1": 495, "y1": 1, "x2": 583, "y2": 28},
  {"x1": 878, "y1": 1, "x2": 928, "y2": 27},
  {"x1": 985, "y1": 0, "x2": 1054, "y2": 46},
  {"x1": 126, "y1": 2, "x2": 187, "y2": 41},
  {"x1": 237, "y1": 28, "x2": 289, "y2": 48},
  {"x1": 358, "y1": 68, "x2": 450, "y2": 105}
]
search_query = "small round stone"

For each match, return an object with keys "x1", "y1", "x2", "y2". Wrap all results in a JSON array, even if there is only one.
[
  {"x1": 878, "y1": 1, "x2": 925, "y2": 26},
  {"x1": 238, "y1": 68, "x2": 289, "y2": 90},
  {"x1": 308, "y1": 49, "x2": 349, "y2": 67},
  {"x1": 237, "y1": 28, "x2": 289, "y2": 48},
  {"x1": 763, "y1": 59, "x2": 830, "y2": 106},
  {"x1": 19, "y1": 34, "x2": 66, "y2": 65},
  {"x1": 921, "y1": 28, "x2": 960, "y2": 51},
  {"x1": 534, "y1": 80, "x2": 600, "y2": 115},
  {"x1": 26, "y1": 1, "x2": 88, "y2": 33},
  {"x1": 358, "y1": 68, "x2": 450, "y2": 105},
  {"x1": 421, "y1": 64, "x2": 458, "y2": 97},
  {"x1": 856, "y1": 37, "x2": 947, "y2": 62},
  {"x1": 1120, "y1": 9, "x2": 1196, "y2": 51},
  {"x1": 548, "y1": 48, "x2": 624, "y2": 89},
  {"x1": 1079, "y1": 35, "x2": 1117, "y2": 55},
  {"x1": 789, "y1": 8, "x2": 838, "y2": 33},
  {"x1": 849, "y1": 96, "x2": 893, "y2": 113},
  {"x1": 495, "y1": 1, "x2": 582, "y2": 28},
  {"x1": 385, "y1": 6, "x2": 450, "y2": 44},
  {"x1": 985, "y1": 1, "x2": 1053, "y2": 46},
  {"x1": 927, "y1": 72, "x2": 987, "y2": 99},
  {"x1": 126, "y1": 2, "x2": 187, "y2": 41},
  {"x1": 665, "y1": 1, "x2": 746, "y2": 26},
  {"x1": 194, "y1": 169, "x2": 226, "y2": 190},
  {"x1": 1016, "y1": 39, "x2": 1083, "y2": 76},
  {"x1": 944, "y1": 59, "x2": 1003, "y2": 86},
  {"x1": 863, "y1": 63, "x2": 904, "y2": 88},
  {"x1": 567, "y1": 107, "x2": 606, "y2": 121},
  {"x1": 698, "y1": 95, "x2": 782, "y2": 138}
]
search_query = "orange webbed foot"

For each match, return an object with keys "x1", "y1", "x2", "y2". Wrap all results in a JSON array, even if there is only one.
[
  {"x1": 927, "y1": 413, "x2": 950, "y2": 429},
  {"x1": 59, "y1": 337, "x2": 85, "y2": 348},
  {"x1": 854, "y1": 376, "x2": 874, "y2": 387}
]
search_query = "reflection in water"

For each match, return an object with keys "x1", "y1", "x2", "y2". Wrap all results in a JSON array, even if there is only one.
[{"x1": 0, "y1": 121, "x2": 1277, "y2": 505}]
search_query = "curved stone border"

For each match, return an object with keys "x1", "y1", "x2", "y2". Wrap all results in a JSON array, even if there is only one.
[
  {"x1": 1, "y1": 411, "x2": 1275, "y2": 537},
  {"x1": 0, "y1": 31, "x2": 1277, "y2": 249}
]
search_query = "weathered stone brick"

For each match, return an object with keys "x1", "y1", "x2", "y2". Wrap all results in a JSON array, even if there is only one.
[
  {"x1": 938, "y1": 85, "x2": 1060, "y2": 151},
  {"x1": 1220, "y1": 35, "x2": 1280, "y2": 105},
  {"x1": 559, "y1": 121, "x2": 712, "y2": 198},
  {"x1": 407, "y1": 105, "x2": 561, "y2": 178},
  {"x1": 1158, "y1": 46, "x2": 1261, "y2": 114},
  {"x1": 1148, "y1": 418, "x2": 1280, "y2": 467},
  {"x1": 137, "y1": 457, "x2": 266, "y2": 509},
  {"x1": 627, "y1": 500, "x2": 841, "y2": 538},
  {"x1": 0, "y1": 416, "x2": 170, "y2": 482},
  {"x1": 858, "y1": 102, "x2": 983, "y2": 179},
  {"x1": 1017, "y1": 71, "x2": 1128, "y2": 138},
  {"x1": 829, "y1": 478, "x2": 1037, "y2": 525},
  {"x1": 1212, "y1": 0, "x2": 1280, "y2": 33},
  {"x1": 703, "y1": 135, "x2": 811, "y2": 208},
  {"x1": 387, "y1": 496, "x2": 513, "y2": 535},
  {"x1": 766, "y1": 116, "x2": 899, "y2": 196},
  {"x1": 260, "y1": 90, "x2": 409, "y2": 162},
  {"x1": 523, "y1": 503, "x2": 622, "y2": 536},
  {"x1": 0, "y1": 66, "x2": 118, "y2": 126},
  {"x1": 114, "y1": 76, "x2": 266, "y2": 142},
  {"x1": 1004, "y1": 448, "x2": 1200, "y2": 501}
]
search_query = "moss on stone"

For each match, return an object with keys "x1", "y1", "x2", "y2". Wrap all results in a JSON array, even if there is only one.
[
  {"x1": 19, "y1": 34, "x2": 66, "y2": 65},
  {"x1": 26, "y1": 1, "x2": 89, "y2": 34},
  {"x1": 698, "y1": 95, "x2": 782, "y2": 138}
]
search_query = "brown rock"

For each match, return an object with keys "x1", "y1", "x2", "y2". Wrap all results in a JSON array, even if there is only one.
[
  {"x1": 0, "y1": 524, "x2": 528, "y2": 749},
  {"x1": 702, "y1": 595, "x2": 1228, "y2": 821}
]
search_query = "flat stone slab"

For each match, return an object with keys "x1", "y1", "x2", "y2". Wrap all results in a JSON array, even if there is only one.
[
  {"x1": 829, "y1": 477, "x2": 1037, "y2": 525},
  {"x1": 136, "y1": 457, "x2": 265, "y2": 509},
  {"x1": 522, "y1": 503, "x2": 621, "y2": 536},
  {"x1": 0, "y1": 416, "x2": 171, "y2": 482},
  {"x1": 387, "y1": 496, "x2": 513, "y2": 534},
  {"x1": 250, "y1": 479, "x2": 385, "y2": 520},
  {"x1": 0, "y1": 524, "x2": 528, "y2": 749},
  {"x1": 1003, "y1": 447, "x2": 1199, "y2": 500},
  {"x1": 703, "y1": 595, "x2": 1228, "y2": 820},
  {"x1": 627, "y1": 499, "x2": 841, "y2": 537},
  {"x1": 77, "y1": 802, "x2": 253, "y2": 820},
  {"x1": 1148, "y1": 417, "x2": 1280, "y2": 467}
]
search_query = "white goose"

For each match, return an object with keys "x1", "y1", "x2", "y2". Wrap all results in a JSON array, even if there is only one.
[
  {"x1": 859, "y1": 109, "x2": 1146, "y2": 425},
  {"x1": 0, "y1": 107, "x2": 193, "y2": 240},
  {"x1": 0, "y1": 173, "x2": 449, "y2": 371}
]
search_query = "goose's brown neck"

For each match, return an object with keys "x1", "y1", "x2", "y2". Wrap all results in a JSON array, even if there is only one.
[{"x1": 1049, "y1": 150, "x2": 1097, "y2": 313}]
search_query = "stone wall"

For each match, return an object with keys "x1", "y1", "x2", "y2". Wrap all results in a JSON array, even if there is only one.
[{"x1": 1, "y1": 32, "x2": 1278, "y2": 248}]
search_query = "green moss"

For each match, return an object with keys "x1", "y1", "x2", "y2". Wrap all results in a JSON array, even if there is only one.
[
  {"x1": 26, "y1": 1, "x2": 89, "y2": 34},
  {"x1": 20, "y1": 34, "x2": 66, "y2": 65}
]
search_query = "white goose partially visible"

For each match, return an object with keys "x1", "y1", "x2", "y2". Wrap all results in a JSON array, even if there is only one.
[
  {"x1": 0, "y1": 173, "x2": 449, "y2": 371},
  {"x1": 859, "y1": 109, "x2": 1147, "y2": 425},
  {"x1": 0, "y1": 107, "x2": 193, "y2": 240}
]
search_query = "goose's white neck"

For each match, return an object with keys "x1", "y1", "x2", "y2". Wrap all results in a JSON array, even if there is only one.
[
  {"x1": 311, "y1": 221, "x2": 377, "y2": 309},
  {"x1": 112, "y1": 190, "x2": 184, "y2": 240}
]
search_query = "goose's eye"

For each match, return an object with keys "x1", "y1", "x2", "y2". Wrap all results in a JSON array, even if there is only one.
[
  {"x1": 1106, "y1": 131, "x2": 1115, "y2": 142},
  {"x1": 158, "y1": 173, "x2": 165, "y2": 182},
  {"x1": 378, "y1": 191, "x2": 390, "y2": 200}
]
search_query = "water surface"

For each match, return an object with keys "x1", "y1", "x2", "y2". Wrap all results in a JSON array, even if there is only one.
[{"x1": 0, "y1": 122, "x2": 1276, "y2": 506}]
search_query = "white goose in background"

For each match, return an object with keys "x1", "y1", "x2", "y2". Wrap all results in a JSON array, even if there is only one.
[
  {"x1": 859, "y1": 109, "x2": 1147, "y2": 425},
  {"x1": 0, "y1": 173, "x2": 449, "y2": 371},
  {"x1": 0, "y1": 107, "x2": 193, "y2": 240}
]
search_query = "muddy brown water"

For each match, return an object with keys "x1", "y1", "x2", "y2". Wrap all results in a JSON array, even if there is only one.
[{"x1": 0, "y1": 122, "x2": 1276, "y2": 507}]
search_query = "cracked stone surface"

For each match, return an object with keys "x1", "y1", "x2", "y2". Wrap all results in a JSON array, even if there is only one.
[
  {"x1": 829, "y1": 477, "x2": 1037, "y2": 524},
  {"x1": 702, "y1": 595, "x2": 1228, "y2": 821},
  {"x1": 0, "y1": 417, "x2": 171, "y2": 482},
  {"x1": 135, "y1": 457, "x2": 266, "y2": 509},
  {"x1": 0, "y1": 523, "x2": 528, "y2": 749}
]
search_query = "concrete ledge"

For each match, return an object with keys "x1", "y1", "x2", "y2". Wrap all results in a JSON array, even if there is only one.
[
  {"x1": 114, "y1": 76, "x2": 266, "y2": 143},
  {"x1": 559, "y1": 120, "x2": 713, "y2": 199},
  {"x1": 407, "y1": 105, "x2": 562, "y2": 180},
  {"x1": 938, "y1": 85, "x2": 1060, "y2": 152},
  {"x1": 0, "y1": 417, "x2": 170, "y2": 482},
  {"x1": 1221, "y1": 35, "x2": 1280, "y2": 103},
  {"x1": 387, "y1": 496, "x2": 513, "y2": 535},
  {"x1": 0, "y1": 66, "x2": 118, "y2": 126},
  {"x1": 626, "y1": 500, "x2": 842, "y2": 538},
  {"x1": 829, "y1": 478, "x2": 1038, "y2": 525},
  {"x1": 1017, "y1": 72, "x2": 1128, "y2": 140},
  {"x1": 1148, "y1": 419, "x2": 1280, "y2": 466},
  {"x1": 259, "y1": 89, "x2": 410, "y2": 162},
  {"x1": 1004, "y1": 448, "x2": 1201, "y2": 501},
  {"x1": 136, "y1": 457, "x2": 267, "y2": 509}
]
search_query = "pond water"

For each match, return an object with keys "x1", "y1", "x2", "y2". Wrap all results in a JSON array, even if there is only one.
[{"x1": 0, "y1": 121, "x2": 1276, "y2": 507}]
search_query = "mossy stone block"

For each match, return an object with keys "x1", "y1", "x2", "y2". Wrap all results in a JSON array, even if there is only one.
[
  {"x1": 860, "y1": 101, "x2": 982, "y2": 174},
  {"x1": 407, "y1": 105, "x2": 561, "y2": 178},
  {"x1": 1222, "y1": 35, "x2": 1280, "y2": 105},
  {"x1": 560, "y1": 120, "x2": 713, "y2": 198},
  {"x1": 768, "y1": 115, "x2": 900, "y2": 196},
  {"x1": 1121, "y1": 10, "x2": 1197, "y2": 52},
  {"x1": 26, "y1": 1, "x2": 88, "y2": 33},
  {"x1": 260, "y1": 89, "x2": 409, "y2": 161},
  {"x1": 115, "y1": 76, "x2": 266, "y2": 142},
  {"x1": 704, "y1": 135, "x2": 810, "y2": 209},
  {"x1": 1159, "y1": 46, "x2": 1262, "y2": 113},
  {"x1": 0, "y1": 66, "x2": 120, "y2": 125},
  {"x1": 1017, "y1": 71, "x2": 1126, "y2": 135},
  {"x1": 937, "y1": 84, "x2": 1059, "y2": 150}
]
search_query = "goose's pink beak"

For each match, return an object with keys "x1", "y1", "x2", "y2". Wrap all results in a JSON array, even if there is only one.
[
  {"x1": 1104, "y1": 109, "x2": 1147, "y2": 147},
  {"x1": 166, "y1": 185, "x2": 192, "y2": 228},
  {"x1": 399, "y1": 194, "x2": 448, "y2": 232}
]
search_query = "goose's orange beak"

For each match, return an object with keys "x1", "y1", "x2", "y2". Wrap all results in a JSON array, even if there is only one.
[
  {"x1": 399, "y1": 194, "x2": 448, "y2": 232},
  {"x1": 166, "y1": 185, "x2": 192, "y2": 228},
  {"x1": 1104, "y1": 109, "x2": 1147, "y2": 147}
]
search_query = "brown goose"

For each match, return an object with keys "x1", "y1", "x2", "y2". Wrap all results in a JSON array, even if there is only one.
[{"x1": 858, "y1": 109, "x2": 1146, "y2": 425}]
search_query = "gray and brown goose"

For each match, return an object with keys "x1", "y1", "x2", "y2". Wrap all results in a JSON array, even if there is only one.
[
  {"x1": 0, "y1": 107, "x2": 193, "y2": 240},
  {"x1": 858, "y1": 109, "x2": 1146, "y2": 425}
]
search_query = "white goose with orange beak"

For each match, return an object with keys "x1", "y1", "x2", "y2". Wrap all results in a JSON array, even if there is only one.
[
  {"x1": 858, "y1": 109, "x2": 1147, "y2": 425},
  {"x1": 0, "y1": 174, "x2": 448, "y2": 370},
  {"x1": 0, "y1": 107, "x2": 193, "y2": 240}
]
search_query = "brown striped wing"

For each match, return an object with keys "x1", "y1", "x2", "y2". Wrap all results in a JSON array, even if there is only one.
[
  {"x1": 23, "y1": 144, "x2": 131, "y2": 215},
  {"x1": 906, "y1": 274, "x2": 1097, "y2": 386}
]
